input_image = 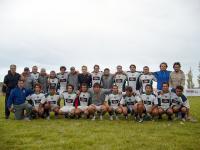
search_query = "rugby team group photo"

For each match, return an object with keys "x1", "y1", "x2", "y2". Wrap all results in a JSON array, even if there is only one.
[{"x1": 3, "y1": 62, "x2": 193, "y2": 123}]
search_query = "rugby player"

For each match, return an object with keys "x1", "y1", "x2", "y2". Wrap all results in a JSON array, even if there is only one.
[{"x1": 105, "y1": 85, "x2": 123, "y2": 120}]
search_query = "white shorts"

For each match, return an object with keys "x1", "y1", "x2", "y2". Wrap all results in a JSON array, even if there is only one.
[
  {"x1": 158, "y1": 106, "x2": 170, "y2": 111},
  {"x1": 144, "y1": 105, "x2": 153, "y2": 112},
  {"x1": 110, "y1": 106, "x2": 119, "y2": 111},
  {"x1": 172, "y1": 105, "x2": 182, "y2": 110},
  {"x1": 78, "y1": 106, "x2": 88, "y2": 111},
  {"x1": 95, "y1": 105, "x2": 101, "y2": 111},
  {"x1": 60, "y1": 106, "x2": 75, "y2": 113}
]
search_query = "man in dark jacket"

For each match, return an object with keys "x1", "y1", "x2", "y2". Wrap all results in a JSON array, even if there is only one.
[
  {"x1": 2, "y1": 64, "x2": 21, "y2": 119},
  {"x1": 78, "y1": 66, "x2": 92, "y2": 89}
]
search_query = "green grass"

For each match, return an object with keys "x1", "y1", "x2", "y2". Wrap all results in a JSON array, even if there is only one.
[{"x1": 0, "y1": 96, "x2": 200, "y2": 150}]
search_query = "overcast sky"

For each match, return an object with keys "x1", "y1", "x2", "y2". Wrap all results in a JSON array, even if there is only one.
[{"x1": 0, "y1": 0, "x2": 200, "y2": 85}]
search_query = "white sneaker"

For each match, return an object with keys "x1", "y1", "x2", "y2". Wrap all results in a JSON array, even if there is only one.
[
  {"x1": 110, "y1": 116, "x2": 113, "y2": 121},
  {"x1": 138, "y1": 118, "x2": 143, "y2": 123},
  {"x1": 125, "y1": 116, "x2": 128, "y2": 120},
  {"x1": 182, "y1": 118, "x2": 186, "y2": 122},
  {"x1": 91, "y1": 115, "x2": 96, "y2": 121},
  {"x1": 100, "y1": 115, "x2": 103, "y2": 120}
]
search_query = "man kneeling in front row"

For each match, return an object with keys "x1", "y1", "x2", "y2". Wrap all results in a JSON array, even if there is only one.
[{"x1": 7, "y1": 79, "x2": 33, "y2": 120}]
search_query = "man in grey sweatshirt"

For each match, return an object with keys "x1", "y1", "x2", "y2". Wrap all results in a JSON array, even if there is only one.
[
  {"x1": 38, "y1": 68, "x2": 48, "y2": 93},
  {"x1": 67, "y1": 67, "x2": 79, "y2": 91},
  {"x1": 101, "y1": 68, "x2": 114, "y2": 90},
  {"x1": 87, "y1": 83, "x2": 111, "y2": 120}
]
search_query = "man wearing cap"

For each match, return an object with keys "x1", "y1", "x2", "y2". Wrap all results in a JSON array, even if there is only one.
[{"x1": 2, "y1": 64, "x2": 21, "y2": 119}]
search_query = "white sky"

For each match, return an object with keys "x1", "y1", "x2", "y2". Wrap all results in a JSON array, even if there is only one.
[{"x1": 0, "y1": 0, "x2": 200, "y2": 85}]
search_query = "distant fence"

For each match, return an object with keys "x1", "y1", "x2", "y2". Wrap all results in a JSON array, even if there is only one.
[{"x1": 184, "y1": 89, "x2": 200, "y2": 97}]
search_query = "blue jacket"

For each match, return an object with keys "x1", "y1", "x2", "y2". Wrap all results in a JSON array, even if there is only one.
[
  {"x1": 7, "y1": 87, "x2": 33, "y2": 109},
  {"x1": 154, "y1": 70, "x2": 171, "y2": 90}
]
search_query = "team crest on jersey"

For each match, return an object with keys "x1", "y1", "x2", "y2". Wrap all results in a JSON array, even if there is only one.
[
  {"x1": 112, "y1": 100, "x2": 119, "y2": 104},
  {"x1": 116, "y1": 79, "x2": 123, "y2": 83},
  {"x1": 143, "y1": 79, "x2": 150, "y2": 83},
  {"x1": 129, "y1": 77, "x2": 136, "y2": 81},
  {"x1": 50, "y1": 101, "x2": 56, "y2": 104},
  {"x1": 93, "y1": 77, "x2": 100, "y2": 80},
  {"x1": 144, "y1": 101, "x2": 151, "y2": 105},
  {"x1": 162, "y1": 99, "x2": 169, "y2": 103},
  {"x1": 80, "y1": 97, "x2": 87, "y2": 102},
  {"x1": 60, "y1": 79, "x2": 67, "y2": 82},
  {"x1": 66, "y1": 99, "x2": 73, "y2": 103}
]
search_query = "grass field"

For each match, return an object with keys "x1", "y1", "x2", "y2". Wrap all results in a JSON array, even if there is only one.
[{"x1": 0, "y1": 96, "x2": 200, "y2": 150}]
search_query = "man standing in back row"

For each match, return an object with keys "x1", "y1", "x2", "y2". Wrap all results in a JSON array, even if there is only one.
[{"x1": 2, "y1": 64, "x2": 21, "y2": 119}]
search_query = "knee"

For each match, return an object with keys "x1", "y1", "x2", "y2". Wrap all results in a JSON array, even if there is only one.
[
  {"x1": 84, "y1": 110, "x2": 89, "y2": 115},
  {"x1": 158, "y1": 108, "x2": 164, "y2": 114},
  {"x1": 181, "y1": 107, "x2": 187, "y2": 113},
  {"x1": 101, "y1": 106, "x2": 107, "y2": 113},
  {"x1": 55, "y1": 108, "x2": 60, "y2": 113},
  {"x1": 122, "y1": 108, "x2": 128, "y2": 115},
  {"x1": 137, "y1": 104, "x2": 144, "y2": 111},
  {"x1": 44, "y1": 104, "x2": 50, "y2": 110},
  {"x1": 75, "y1": 109, "x2": 81, "y2": 115},
  {"x1": 88, "y1": 106, "x2": 95, "y2": 114},
  {"x1": 108, "y1": 107, "x2": 113, "y2": 113},
  {"x1": 167, "y1": 108, "x2": 173, "y2": 115},
  {"x1": 116, "y1": 108, "x2": 122, "y2": 114},
  {"x1": 70, "y1": 109, "x2": 75, "y2": 116},
  {"x1": 151, "y1": 108, "x2": 159, "y2": 116},
  {"x1": 172, "y1": 107, "x2": 179, "y2": 113}
]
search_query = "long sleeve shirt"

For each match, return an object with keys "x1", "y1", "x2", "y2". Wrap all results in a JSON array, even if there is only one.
[{"x1": 7, "y1": 87, "x2": 33, "y2": 109}]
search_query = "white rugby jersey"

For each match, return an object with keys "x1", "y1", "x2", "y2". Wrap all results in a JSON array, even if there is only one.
[
  {"x1": 105, "y1": 93, "x2": 122, "y2": 107},
  {"x1": 31, "y1": 72, "x2": 40, "y2": 82},
  {"x1": 26, "y1": 93, "x2": 45, "y2": 107},
  {"x1": 139, "y1": 74, "x2": 157, "y2": 92},
  {"x1": 79, "y1": 92, "x2": 91, "y2": 107},
  {"x1": 141, "y1": 93, "x2": 158, "y2": 108},
  {"x1": 60, "y1": 92, "x2": 77, "y2": 107},
  {"x1": 41, "y1": 93, "x2": 60, "y2": 105},
  {"x1": 171, "y1": 93, "x2": 183, "y2": 106},
  {"x1": 113, "y1": 74, "x2": 127, "y2": 92},
  {"x1": 126, "y1": 71, "x2": 141, "y2": 91},
  {"x1": 57, "y1": 72, "x2": 68, "y2": 90},
  {"x1": 91, "y1": 72, "x2": 103, "y2": 86},
  {"x1": 158, "y1": 92, "x2": 173, "y2": 109},
  {"x1": 48, "y1": 78, "x2": 59, "y2": 90},
  {"x1": 120, "y1": 95, "x2": 141, "y2": 106}
]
